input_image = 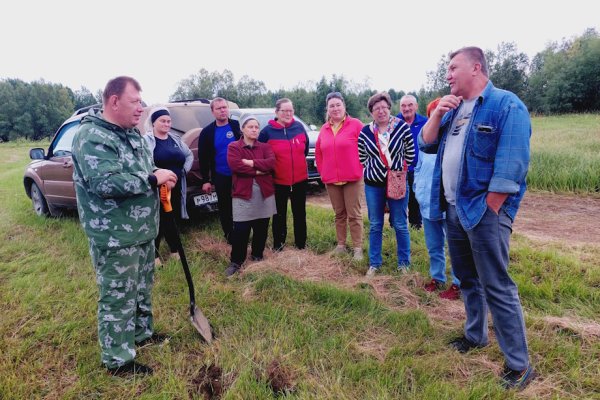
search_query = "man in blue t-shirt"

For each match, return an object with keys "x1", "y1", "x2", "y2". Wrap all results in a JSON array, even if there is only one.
[
  {"x1": 397, "y1": 94, "x2": 428, "y2": 230},
  {"x1": 198, "y1": 98, "x2": 241, "y2": 243}
]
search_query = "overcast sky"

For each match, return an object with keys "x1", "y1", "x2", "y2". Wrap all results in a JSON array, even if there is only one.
[{"x1": 2, "y1": 0, "x2": 597, "y2": 105}]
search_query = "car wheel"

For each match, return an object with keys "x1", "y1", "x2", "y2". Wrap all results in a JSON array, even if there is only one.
[{"x1": 31, "y1": 182, "x2": 50, "y2": 216}]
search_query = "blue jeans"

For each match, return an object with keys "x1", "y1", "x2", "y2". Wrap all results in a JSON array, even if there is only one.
[
  {"x1": 422, "y1": 217, "x2": 459, "y2": 285},
  {"x1": 446, "y1": 204, "x2": 529, "y2": 370},
  {"x1": 364, "y1": 184, "x2": 410, "y2": 268}
]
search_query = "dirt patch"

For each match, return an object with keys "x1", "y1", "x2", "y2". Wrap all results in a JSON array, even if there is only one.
[
  {"x1": 190, "y1": 365, "x2": 224, "y2": 400},
  {"x1": 260, "y1": 358, "x2": 297, "y2": 395},
  {"x1": 306, "y1": 185, "x2": 600, "y2": 247}
]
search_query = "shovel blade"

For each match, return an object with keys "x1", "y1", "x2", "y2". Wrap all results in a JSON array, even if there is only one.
[{"x1": 190, "y1": 306, "x2": 214, "y2": 344}]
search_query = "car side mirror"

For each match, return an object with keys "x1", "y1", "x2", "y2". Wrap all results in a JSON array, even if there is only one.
[{"x1": 30, "y1": 148, "x2": 45, "y2": 160}]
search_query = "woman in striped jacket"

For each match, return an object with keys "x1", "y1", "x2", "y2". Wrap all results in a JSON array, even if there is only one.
[{"x1": 358, "y1": 92, "x2": 415, "y2": 277}]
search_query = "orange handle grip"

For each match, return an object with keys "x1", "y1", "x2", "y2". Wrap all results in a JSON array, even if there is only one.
[{"x1": 160, "y1": 184, "x2": 172, "y2": 212}]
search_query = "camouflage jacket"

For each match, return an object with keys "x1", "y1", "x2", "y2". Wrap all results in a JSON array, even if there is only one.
[{"x1": 72, "y1": 110, "x2": 159, "y2": 250}]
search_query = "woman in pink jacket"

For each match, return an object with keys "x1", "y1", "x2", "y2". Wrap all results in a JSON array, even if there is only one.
[{"x1": 315, "y1": 92, "x2": 365, "y2": 260}]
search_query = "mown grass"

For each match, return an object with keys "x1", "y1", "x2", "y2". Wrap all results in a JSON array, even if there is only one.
[
  {"x1": 529, "y1": 114, "x2": 600, "y2": 193},
  {"x1": 1, "y1": 120, "x2": 599, "y2": 399}
]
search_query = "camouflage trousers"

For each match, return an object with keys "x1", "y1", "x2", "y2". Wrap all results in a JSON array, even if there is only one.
[{"x1": 90, "y1": 241, "x2": 156, "y2": 368}]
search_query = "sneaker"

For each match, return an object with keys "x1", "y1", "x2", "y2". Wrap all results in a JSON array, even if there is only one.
[
  {"x1": 424, "y1": 278, "x2": 444, "y2": 292},
  {"x1": 136, "y1": 332, "x2": 170, "y2": 347},
  {"x1": 154, "y1": 257, "x2": 162, "y2": 267},
  {"x1": 365, "y1": 266, "x2": 379, "y2": 278},
  {"x1": 225, "y1": 262, "x2": 240, "y2": 277},
  {"x1": 448, "y1": 336, "x2": 486, "y2": 353},
  {"x1": 352, "y1": 247, "x2": 363, "y2": 261},
  {"x1": 333, "y1": 245, "x2": 346, "y2": 255},
  {"x1": 250, "y1": 255, "x2": 263, "y2": 262},
  {"x1": 107, "y1": 361, "x2": 153, "y2": 377},
  {"x1": 439, "y1": 284, "x2": 461, "y2": 300},
  {"x1": 273, "y1": 243, "x2": 285, "y2": 252},
  {"x1": 501, "y1": 365, "x2": 537, "y2": 390},
  {"x1": 397, "y1": 265, "x2": 410, "y2": 274}
]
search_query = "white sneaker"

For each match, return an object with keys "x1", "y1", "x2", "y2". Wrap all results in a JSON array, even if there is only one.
[
  {"x1": 333, "y1": 245, "x2": 346, "y2": 255},
  {"x1": 352, "y1": 247, "x2": 363, "y2": 261},
  {"x1": 365, "y1": 266, "x2": 379, "y2": 278}
]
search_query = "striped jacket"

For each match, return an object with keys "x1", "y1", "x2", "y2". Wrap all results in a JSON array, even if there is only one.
[{"x1": 358, "y1": 117, "x2": 415, "y2": 186}]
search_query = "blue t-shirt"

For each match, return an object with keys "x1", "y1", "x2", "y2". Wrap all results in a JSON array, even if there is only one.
[
  {"x1": 153, "y1": 135, "x2": 186, "y2": 178},
  {"x1": 214, "y1": 124, "x2": 236, "y2": 176}
]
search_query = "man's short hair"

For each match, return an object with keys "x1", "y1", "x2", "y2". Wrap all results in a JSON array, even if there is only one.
[
  {"x1": 367, "y1": 92, "x2": 392, "y2": 113},
  {"x1": 210, "y1": 97, "x2": 228, "y2": 110},
  {"x1": 400, "y1": 94, "x2": 418, "y2": 105},
  {"x1": 102, "y1": 76, "x2": 141, "y2": 105},
  {"x1": 449, "y1": 46, "x2": 488, "y2": 77}
]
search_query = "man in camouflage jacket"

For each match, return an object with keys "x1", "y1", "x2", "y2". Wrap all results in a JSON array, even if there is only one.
[{"x1": 72, "y1": 76, "x2": 177, "y2": 376}]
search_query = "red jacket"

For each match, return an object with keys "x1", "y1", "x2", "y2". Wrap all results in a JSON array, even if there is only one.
[
  {"x1": 258, "y1": 119, "x2": 308, "y2": 185},
  {"x1": 227, "y1": 139, "x2": 275, "y2": 200},
  {"x1": 316, "y1": 116, "x2": 364, "y2": 184}
]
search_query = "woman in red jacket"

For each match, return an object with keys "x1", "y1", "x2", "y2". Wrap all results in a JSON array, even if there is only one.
[
  {"x1": 258, "y1": 98, "x2": 309, "y2": 251},
  {"x1": 315, "y1": 92, "x2": 365, "y2": 260},
  {"x1": 225, "y1": 115, "x2": 276, "y2": 277}
]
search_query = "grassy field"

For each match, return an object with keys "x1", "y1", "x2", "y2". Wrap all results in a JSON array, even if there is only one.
[
  {"x1": 1, "y1": 115, "x2": 599, "y2": 399},
  {"x1": 530, "y1": 114, "x2": 600, "y2": 193}
]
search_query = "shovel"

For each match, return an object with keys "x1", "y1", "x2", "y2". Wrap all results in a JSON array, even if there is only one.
[{"x1": 160, "y1": 184, "x2": 214, "y2": 343}]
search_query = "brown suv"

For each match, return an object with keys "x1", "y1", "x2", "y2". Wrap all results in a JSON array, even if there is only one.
[{"x1": 23, "y1": 99, "x2": 238, "y2": 217}]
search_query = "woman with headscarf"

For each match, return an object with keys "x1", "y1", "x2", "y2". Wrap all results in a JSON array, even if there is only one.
[
  {"x1": 144, "y1": 106, "x2": 193, "y2": 266},
  {"x1": 224, "y1": 114, "x2": 276, "y2": 277}
]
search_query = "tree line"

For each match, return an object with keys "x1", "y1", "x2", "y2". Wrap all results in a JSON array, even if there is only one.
[{"x1": 1, "y1": 29, "x2": 598, "y2": 141}]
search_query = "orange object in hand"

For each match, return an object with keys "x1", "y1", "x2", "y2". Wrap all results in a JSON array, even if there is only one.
[{"x1": 160, "y1": 184, "x2": 173, "y2": 212}]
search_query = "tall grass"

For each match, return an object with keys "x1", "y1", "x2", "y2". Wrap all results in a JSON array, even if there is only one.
[
  {"x1": 1, "y1": 119, "x2": 599, "y2": 399},
  {"x1": 529, "y1": 114, "x2": 600, "y2": 193}
]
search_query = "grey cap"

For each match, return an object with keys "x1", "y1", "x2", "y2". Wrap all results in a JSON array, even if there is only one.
[{"x1": 239, "y1": 114, "x2": 259, "y2": 129}]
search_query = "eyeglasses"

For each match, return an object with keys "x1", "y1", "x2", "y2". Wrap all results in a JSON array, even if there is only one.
[
  {"x1": 326, "y1": 91, "x2": 343, "y2": 102},
  {"x1": 372, "y1": 105, "x2": 390, "y2": 113}
]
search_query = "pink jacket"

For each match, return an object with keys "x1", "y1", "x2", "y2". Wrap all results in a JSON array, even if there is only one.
[{"x1": 315, "y1": 116, "x2": 364, "y2": 184}]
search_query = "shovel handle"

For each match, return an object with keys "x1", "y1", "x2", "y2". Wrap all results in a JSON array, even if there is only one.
[{"x1": 160, "y1": 184, "x2": 172, "y2": 212}]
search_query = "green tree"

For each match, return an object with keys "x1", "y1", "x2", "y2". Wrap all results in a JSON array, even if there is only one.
[
  {"x1": 73, "y1": 86, "x2": 99, "y2": 110},
  {"x1": 487, "y1": 42, "x2": 529, "y2": 100}
]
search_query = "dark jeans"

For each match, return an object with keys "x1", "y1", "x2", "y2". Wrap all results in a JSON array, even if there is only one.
[
  {"x1": 230, "y1": 218, "x2": 270, "y2": 265},
  {"x1": 273, "y1": 180, "x2": 307, "y2": 250},
  {"x1": 214, "y1": 173, "x2": 233, "y2": 243},
  {"x1": 446, "y1": 204, "x2": 529, "y2": 370},
  {"x1": 156, "y1": 184, "x2": 182, "y2": 256},
  {"x1": 407, "y1": 171, "x2": 422, "y2": 228}
]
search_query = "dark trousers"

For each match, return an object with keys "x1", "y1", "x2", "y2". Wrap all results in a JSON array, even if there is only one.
[
  {"x1": 156, "y1": 184, "x2": 182, "y2": 256},
  {"x1": 230, "y1": 218, "x2": 270, "y2": 265},
  {"x1": 446, "y1": 204, "x2": 529, "y2": 370},
  {"x1": 273, "y1": 180, "x2": 307, "y2": 250},
  {"x1": 214, "y1": 173, "x2": 233, "y2": 243},
  {"x1": 407, "y1": 171, "x2": 422, "y2": 228}
]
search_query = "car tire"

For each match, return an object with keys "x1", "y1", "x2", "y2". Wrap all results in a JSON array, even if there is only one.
[{"x1": 31, "y1": 182, "x2": 50, "y2": 217}]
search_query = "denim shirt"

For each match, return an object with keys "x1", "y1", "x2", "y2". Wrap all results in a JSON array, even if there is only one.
[{"x1": 418, "y1": 81, "x2": 531, "y2": 230}]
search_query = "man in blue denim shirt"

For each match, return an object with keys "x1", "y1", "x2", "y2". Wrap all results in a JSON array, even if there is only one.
[{"x1": 419, "y1": 47, "x2": 535, "y2": 390}]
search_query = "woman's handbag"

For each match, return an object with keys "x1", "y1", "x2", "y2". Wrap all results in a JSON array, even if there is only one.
[
  {"x1": 386, "y1": 167, "x2": 407, "y2": 200},
  {"x1": 374, "y1": 128, "x2": 407, "y2": 200}
]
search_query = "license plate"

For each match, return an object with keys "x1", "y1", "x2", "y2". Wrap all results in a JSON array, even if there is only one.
[{"x1": 193, "y1": 192, "x2": 218, "y2": 206}]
